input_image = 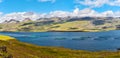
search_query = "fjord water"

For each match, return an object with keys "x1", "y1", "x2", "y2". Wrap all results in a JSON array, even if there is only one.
[{"x1": 0, "y1": 31, "x2": 120, "y2": 51}]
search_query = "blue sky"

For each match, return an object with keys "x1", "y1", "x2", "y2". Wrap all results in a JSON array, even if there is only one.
[
  {"x1": 0, "y1": 0, "x2": 120, "y2": 22},
  {"x1": 0, "y1": 0, "x2": 120, "y2": 14},
  {"x1": 0, "y1": 0, "x2": 75, "y2": 13}
]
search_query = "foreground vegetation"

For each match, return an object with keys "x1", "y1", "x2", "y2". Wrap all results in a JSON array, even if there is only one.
[
  {"x1": 0, "y1": 35, "x2": 15, "y2": 41},
  {"x1": 0, "y1": 35, "x2": 120, "y2": 58}
]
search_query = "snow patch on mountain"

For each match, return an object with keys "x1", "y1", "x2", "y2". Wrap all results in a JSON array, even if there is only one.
[{"x1": 0, "y1": 8, "x2": 120, "y2": 23}]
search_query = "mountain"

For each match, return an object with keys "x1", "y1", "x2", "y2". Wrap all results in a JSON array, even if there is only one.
[
  {"x1": 22, "y1": 18, "x2": 32, "y2": 22},
  {"x1": 0, "y1": 16, "x2": 120, "y2": 32},
  {"x1": 0, "y1": 8, "x2": 120, "y2": 23},
  {"x1": 4, "y1": 19, "x2": 20, "y2": 23}
]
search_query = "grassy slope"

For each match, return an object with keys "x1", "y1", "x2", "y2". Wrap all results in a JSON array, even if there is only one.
[
  {"x1": 0, "y1": 35, "x2": 120, "y2": 58},
  {"x1": 0, "y1": 20, "x2": 117, "y2": 32},
  {"x1": 0, "y1": 35, "x2": 15, "y2": 41},
  {"x1": 49, "y1": 21, "x2": 101, "y2": 32},
  {"x1": 50, "y1": 20, "x2": 119, "y2": 32}
]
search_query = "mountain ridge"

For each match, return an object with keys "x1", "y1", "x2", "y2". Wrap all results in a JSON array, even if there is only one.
[{"x1": 0, "y1": 16, "x2": 120, "y2": 32}]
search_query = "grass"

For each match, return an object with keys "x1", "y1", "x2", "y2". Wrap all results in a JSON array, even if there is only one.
[
  {"x1": 50, "y1": 21, "x2": 91, "y2": 31},
  {"x1": 0, "y1": 35, "x2": 120, "y2": 58},
  {"x1": 0, "y1": 35, "x2": 15, "y2": 41},
  {"x1": 0, "y1": 20, "x2": 117, "y2": 32}
]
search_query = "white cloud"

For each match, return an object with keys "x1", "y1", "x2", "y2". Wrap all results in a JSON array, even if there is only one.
[
  {"x1": 0, "y1": 8, "x2": 120, "y2": 23},
  {"x1": 0, "y1": 12, "x2": 3, "y2": 15},
  {"x1": 76, "y1": 0, "x2": 120, "y2": 8},
  {"x1": 48, "y1": 11, "x2": 70, "y2": 17},
  {"x1": 43, "y1": 8, "x2": 120, "y2": 17},
  {"x1": 109, "y1": 0, "x2": 120, "y2": 6},
  {"x1": 0, "y1": 12, "x2": 41, "y2": 23},
  {"x1": 72, "y1": 8, "x2": 120, "y2": 17},
  {"x1": 72, "y1": 8, "x2": 102, "y2": 17},
  {"x1": 38, "y1": 0, "x2": 55, "y2": 3}
]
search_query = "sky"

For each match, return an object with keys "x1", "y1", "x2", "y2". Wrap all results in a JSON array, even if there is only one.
[
  {"x1": 0, "y1": 0, "x2": 75, "y2": 13},
  {"x1": 0, "y1": 0, "x2": 120, "y2": 13},
  {"x1": 0, "y1": 0, "x2": 120, "y2": 22}
]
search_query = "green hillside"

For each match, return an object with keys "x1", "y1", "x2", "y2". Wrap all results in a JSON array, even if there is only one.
[{"x1": 0, "y1": 20, "x2": 118, "y2": 32}]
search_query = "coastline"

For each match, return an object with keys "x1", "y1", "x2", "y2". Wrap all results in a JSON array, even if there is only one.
[{"x1": 0, "y1": 29, "x2": 114, "y2": 32}]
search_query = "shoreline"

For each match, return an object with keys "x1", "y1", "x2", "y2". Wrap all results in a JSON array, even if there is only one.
[
  {"x1": 0, "y1": 30, "x2": 115, "y2": 32},
  {"x1": 1, "y1": 35, "x2": 120, "y2": 58}
]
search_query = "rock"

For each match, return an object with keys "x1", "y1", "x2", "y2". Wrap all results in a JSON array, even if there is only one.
[
  {"x1": 117, "y1": 48, "x2": 120, "y2": 50},
  {"x1": 92, "y1": 20, "x2": 105, "y2": 25},
  {"x1": 0, "y1": 46, "x2": 13, "y2": 58},
  {"x1": 116, "y1": 25, "x2": 120, "y2": 30}
]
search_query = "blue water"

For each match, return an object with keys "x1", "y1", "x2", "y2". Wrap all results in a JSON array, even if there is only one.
[{"x1": 0, "y1": 30, "x2": 120, "y2": 51}]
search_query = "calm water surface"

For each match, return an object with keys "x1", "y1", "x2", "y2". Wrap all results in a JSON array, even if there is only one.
[{"x1": 0, "y1": 30, "x2": 120, "y2": 51}]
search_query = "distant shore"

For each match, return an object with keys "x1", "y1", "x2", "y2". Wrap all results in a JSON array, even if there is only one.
[{"x1": 0, "y1": 30, "x2": 113, "y2": 32}]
